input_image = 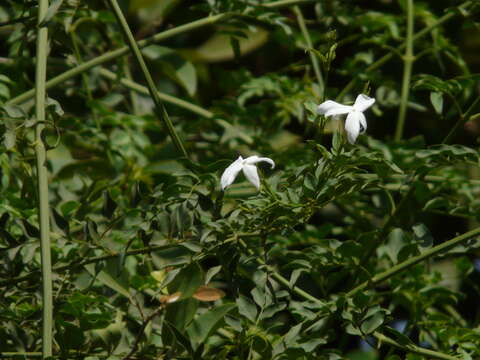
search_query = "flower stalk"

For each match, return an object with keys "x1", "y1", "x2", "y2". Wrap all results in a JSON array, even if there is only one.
[{"x1": 35, "y1": 0, "x2": 53, "y2": 358}]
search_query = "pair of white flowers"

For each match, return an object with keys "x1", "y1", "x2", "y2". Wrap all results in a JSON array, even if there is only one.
[{"x1": 221, "y1": 94, "x2": 375, "y2": 190}]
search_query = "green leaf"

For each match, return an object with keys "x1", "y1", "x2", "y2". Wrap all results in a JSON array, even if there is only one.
[
  {"x1": 168, "y1": 262, "x2": 204, "y2": 299},
  {"x1": 430, "y1": 92, "x2": 443, "y2": 114},
  {"x1": 164, "y1": 320, "x2": 195, "y2": 356},
  {"x1": 52, "y1": 207, "x2": 70, "y2": 234},
  {"x1": 22, "y1": 219, "x2": 40, "y2": 239},
  {"x1": 205, "y1": 265, "x2": 222, "y2": 284},
  {"x1": 412, "y1": 223, "x2": 433, "y2": 252},
  {"x1": 175, "y1": 59, "x2": 197, "y2": 96},
  {"x1": 2, "y1": 105, "x2": 24, "y2": 118},
  {"x1": 142, "y1": 45, "x2": 197, "y2": 96},
  {"x1": 84, "y1": 263, "x2": 131, "y2": 300},
  {"x1": 46, "y1": 97, "x2": 64, "y2": 116},
  {"x1": 284, "y1": 323, "x2": 302, "y2": 346},
  {"x1": 384, "y1": 228, "x2": 407, "y2": 264},
  {"x1": 40, "y1": 0, "x2": 64, "y2": 26},
  {"x1": 236, "y1": 295, "x2": 257, "y2": 322},
  {"x1": 186, "y1": 303, "x2": 235, "y2": 348},
  {"x1": 3, "y1": 129, "x2": 16, "y2": 150},
  {"x1": 412, "y1": 74, "x2": 462, "y2": 97},
  {"x1": 185, "y1": 27, "x2": 269, "y2": 63},
  {"x1": 361, "y1": 311, "x2": 385, "y2": 334},
  {"x1": 383, "y1": 326, "x2": 414, "y2": 346},
  {"x1": 165, "y1": 298, "x2": 198, "y2": 331},
  {"x1": 92, "y1": 312, "x2": 125, "y2": 352},
  {"x1": 102, "y1": 190, "x2": 117, "y2": 219},
  {"x1": 56, "y1": 320, "x2": 85, "y2": 351}
]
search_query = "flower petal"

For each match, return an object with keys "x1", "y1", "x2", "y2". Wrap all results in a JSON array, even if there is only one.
[
  {"x1": 353, "y1": 94, "x2": 375, "y2": 112},
  {"x1": 317, "y1": 100, "x2": 352, "y2": 117},
  {"x1": 244, "y1": 155, "x2": 275, "y2": 169},
  {"x1": 220, "y1": 156, "x2": 244, "y2": 190},
  {"x1": 242, "y1": 164, "x2": 260, "y2": 190},
  {"x1": 345, "y1": 111, "x2": 361, "y2": 144},
  {"x1": 358, "y1": 112, "x2": 367, "y2": 133}
]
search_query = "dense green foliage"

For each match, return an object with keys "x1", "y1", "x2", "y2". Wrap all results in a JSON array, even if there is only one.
[{"x1": 1, "y1": 0, "x2": 480, "y2": 359}]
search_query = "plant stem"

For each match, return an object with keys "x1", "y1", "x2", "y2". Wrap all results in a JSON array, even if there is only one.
[
  {"x1": 347, "y1": 226, "x2": 480, "y2": 297},
  {"x1": 0, "y1": 233, "x2": 249, "y2": 287},
  {"x1": 358, "y1": 174, "x2": 420, "y2": 266},
  {"x1": 69, "y1": 29, "x2": 100, "y2": 128},
  {"x1": 238, "y1": 238, "x2": 324, "y2": 305},
  {"x1": 122, "y1": 59, "x2": 140, "y2": 115},
  {"x1": 35, "y1": 0, "x2": 53, "y2": 358},
  {"x1": 0, "y1": 244, "x2": 175, "y2": 287},
  {"x1": 122, "y1": 308, "x2": 164, "y2": 360},
  {"x1": 394, "y1": 0, "x2": 415, "y2": 141},
  {"x1": 99, "y1": 68, "x2": 213, "y2": 118},
  {"x1": 373, "y1": 332, "x2": 458, "y2": 360},
  {"x1": 262, "y1": 0, "x2": 314, "y2": 7},
  {"x1": 106, "y1": 0, "x2": 188, "y2": 158},
  {"x1": 336, "y1": 0, "x2": 474, "y2": 101},
  {"x1": 69, "y1": 31, "x2": 94, "y2": 104},
  {"x1": 8, "y1": 13, "x2": 230, "y2": 105},
  {"x1": 8, "y1": 0, "x2": 317, "y2": 106},
  {"x1": 239, "y1": 237, "x2": 460, "y2": 360},
  {"x1": 442, "y1": 95, "x2": 480, "y2": 144},
  {"x1": 293, "y1": 5, "x2": 324, "y2": 98}
]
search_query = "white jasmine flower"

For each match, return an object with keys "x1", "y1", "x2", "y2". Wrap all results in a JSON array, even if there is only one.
[
  {"x1": 317, "y1": 94, "x2": 375, "y2": 144},
  {"x1": 221, "y1": 155, "x2": 275, "y2": 191}
]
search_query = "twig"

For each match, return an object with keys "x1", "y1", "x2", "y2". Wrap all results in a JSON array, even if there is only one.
[{"x1": 122, "y1": 307, "x2": 164, "y2": 360}]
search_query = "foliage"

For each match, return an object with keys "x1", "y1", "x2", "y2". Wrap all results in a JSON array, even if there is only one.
[{"x1": 1, "y1": 0, "x2": 480, "y2": 359}]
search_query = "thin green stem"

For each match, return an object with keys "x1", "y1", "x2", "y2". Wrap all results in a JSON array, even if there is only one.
[
  {"x1": 394, "y1": 0, "x2": 415, "y2": 141},
  {"x1": 35, "y1": 0, "x2": 53, "y2": 358},
  {"x1": 106, "y1": 0, "x2": 188, "y2": 158},
  {"x1": 99, "y1": 68, "x2": 213, "y2": 118},
  {"x1": 122, "y1": 59, "x2": 140, "y2": 115},
  {"x1": 373, "y1": 332, "x2": 458, "y2": 360},
  {"x1": 8, "y1": 13, "x2": 231, "y2": 105},
  {"x1": 336, "y1": 1, "x2": 474, "y2": 101},
  {"x1": 442, "y1": 95, "x2": 480, "y2": 144},
  {"x1": 69, "y1": 29, "x2": 100, "y2": 128},
  {"x1": 358, "y1": 174, "x2": 420, "y2": 266},
  {"x1": 238, "y1": 238, "x2": 323, "y2": 305},
  {"x1": 7, "y1": 0, "x2": 312, "y2": 106},
  {"x1": 293, "y1": 5, "x2": 324, "y2": 97},
  {"x1": 347, "y1": 226, "x2": 480, "y2": 297},
  {"x1": 239, "y1": 236, "x2": 459, "y2": 360},
  {"x1": 0, "y1": 353, "x2": 43, "y2": 358},
  {"x1": 262, "y1": 0, "x2": 314, "y2": 7},
  {"x1": 69, "y1": 31, "x2": 94, "y2": 105},
  {"x1": 0, "y1": 244, "x2": 173, "y2": 287}
]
